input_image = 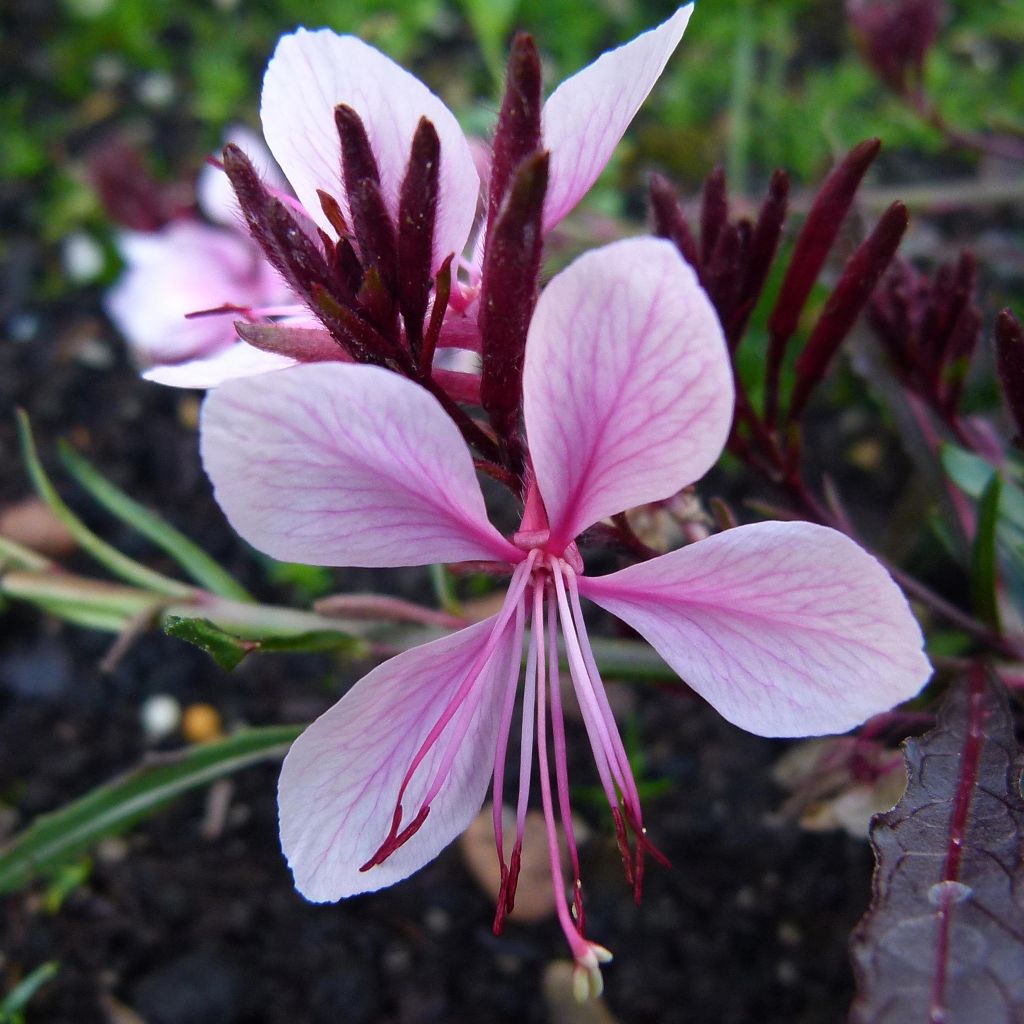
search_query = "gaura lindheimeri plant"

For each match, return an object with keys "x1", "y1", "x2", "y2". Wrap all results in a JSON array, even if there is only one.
[
  {"x1": 114, "y1": 6, "x2": 694, "y2": 395},
  {"x1": 200, "y1": 237, "x2": 931, "y2": 997}
]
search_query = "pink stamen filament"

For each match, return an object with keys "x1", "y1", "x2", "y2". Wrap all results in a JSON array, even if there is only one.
[
  {"x1": 534, "y1": 576, "x2": 595, "y2": 968},
  {"x1": 546, "y1": 582, "x2": 585, "y2": 931},
  {"x1": 361, "y1": 552, "x2": 537, "y2": 873}
]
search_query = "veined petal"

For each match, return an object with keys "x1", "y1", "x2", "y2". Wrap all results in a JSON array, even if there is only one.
[
  {"x1": 541, "y1": 5, "x2": 692, "y2": 233},
  {"x1": 261, "y1": 29, "x2": 479, "y2": 272},
  {"x1": 200, "y1": 362, "x2": 519, "y2": 566},
  {"x1": 523, "y1": 238, "x2": 733, "y2": 548},
  {"x1": 280, "y1": 615, "x2": 518, "y2": 900},
  {"x1": 579, "y1": 522, "x2": 931, "y2": 737}
]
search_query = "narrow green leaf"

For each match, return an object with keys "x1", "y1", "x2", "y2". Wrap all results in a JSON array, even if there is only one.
[
  {"x1": 0, "y1": 726, "x2": 301, "y2": 894},
  {"x1": 15, "y1": 411, "x2": 193, "y2": 599},
  {"x1": 0, "y1": 534, "x2": 53, "y2": 571},
  {"x1": 0, "y1": 961, "x2": 60, "y2": 1022},
  {"x1": 942, "y1": 443, "x2": 1024, "y2": 536},
  {"x1": 971, "y1": 472, "x2": 1002, "y2": 631},
  {"x1": 163, "y1": 615, "x2": 253, "y2": 670},
  {"x1": 57, "y1": 441, "x2": 254, "y2": 602}
]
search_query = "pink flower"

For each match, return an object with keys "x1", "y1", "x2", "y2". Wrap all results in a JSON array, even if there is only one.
[
  {"x1": 138, "y1": 6, "x2": 695, "y2": 391},
  {"x1": 106, "y1": 127, "x2": 309, "y2": 385},
  {"x1": 200, "y1": 237, "x2": 930, "y2": 993}
]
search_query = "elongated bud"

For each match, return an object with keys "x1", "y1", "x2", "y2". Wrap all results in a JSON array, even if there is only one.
[
  {"x1": 88, "y1": 138, "x2": 177, "y2": 231},
  {"x1": 397, "y1": 118, "x2": 441, "y2": 357},
  {"x1": 649, "y1": 173, "x2": 700, "y2": 272},
  {"x1": 733, "y1": 170, "x2": 789, "y2": 339},
  {"x1": 699, "y1": 166, "x2": 728, "y2": 266},
  {"x1": 788, "y1": 201, "x2": 908, "y2": 422},
  {"x1": 996, "y1": 310, "x2": 1024, "y2": 443},
  {"x1": 335, "y1": 104, "x2": 398, "y2": 293},
  {"x1": 847, "y1": 0, "x2": 944, "y2": 96},
  {"x1": 488, "y1": 34, "x2": 543, "y2": 233},
  {"x1": 765, "y1": 138, "x2": 881, "y2": 425},
  {"x1": 479, "y1": 151, "x2": 550, "y2": 465}
]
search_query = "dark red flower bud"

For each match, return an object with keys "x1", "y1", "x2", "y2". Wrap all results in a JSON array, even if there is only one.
[
  {"x1": 649, "y1": 173, "x2": 700, "y2": 272},
  {"x1": 699, "y1": 166, "x2": 728, "y2": 267},
  {"x1": 478, "y1": 151, "x2": 550, "y2": 465},
  {"x1": 87, "y1": 138, "x2": 180, "y2": 231},
  {"x1": 847, "y1": 0, "x2": 944, "y2": 96},
  {"x1": 765, "y1": 138, "x2": 881, "y2": 425},
  {"x1": 788, "y1": 201, "x2": 908, "y2": 422},
  {"x1": 996, "y1": 309, "x2": 1024, "y2": 443}
]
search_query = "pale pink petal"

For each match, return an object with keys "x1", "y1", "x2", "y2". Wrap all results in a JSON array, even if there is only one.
[
  {"x1": 541, "y1": 4, "x2": 692, "y2": 233},
  {"x1": 579, "y1": 522, "x2": 931, "y2": 737},
  {"x1": 197, "y1": 124, "x2": 288, "y2": 227},
  {"x1": 200, "y1": 362, "x2": 520, "y2": 566},
  {"x1": 143, "y1": 342, "x2": 296, "y2": 389},
  {"x1": 522, "y1": 237, "x2": 733, "y2": 548},
  {"x1": 261, "y1": 29, "x2": 479, "y2": 270},
  {"x1": 280, "y1": 615, "x2": 518, "y2": 900},
  {"x1": 106, "y1": 222, "x2": 290, "y2": 365}
]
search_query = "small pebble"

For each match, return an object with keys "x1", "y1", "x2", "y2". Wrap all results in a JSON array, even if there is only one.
[
  {"x1": 140, "y1": 694, "x2": 182, "y2": 741},
  {"x1": 182, "y1": 704, "x2": 224, "y2": 743}
]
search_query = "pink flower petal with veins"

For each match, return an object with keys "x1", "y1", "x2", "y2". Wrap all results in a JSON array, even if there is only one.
[
  {"x1": 541, "y1": 4, "x2": 693, "y2": 233},
  {"x1": 261, "y1": 29, "x2": 479, "y2": 272},
  {"x1": 143, "y1": 342, "x2": 297, "y2": 389},
  {"x1": 523, "y1": 237, "x2": 733, "y2": 549},
  {"x1": 200, "y1": 362, "x2": 521, "y2": 567},
  {"x1": 280, "y1": 614, "x2": 519, "y2": 900},
  {"x1": 579, "y1": 521, "x2": 931, "y2": 737}
]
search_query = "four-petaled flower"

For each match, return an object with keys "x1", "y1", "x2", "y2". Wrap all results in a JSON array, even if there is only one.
[{"x1": 200, "y1": 237, "x2": 930, "y2": 995}]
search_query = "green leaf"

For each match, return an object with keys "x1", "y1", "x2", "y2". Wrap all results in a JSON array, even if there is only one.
[
  {"x1": 0, "y1": 726, "x2": 301, "y2": 894},
  {"x1": 0, "y1": 961, "x2": 60, "y2": 1024},
  {"x1": 942, "y1": 443, "x2": 1024, "y2": 536},
  {"x1": 163, "y1": 615, "x2": 253, "y2": 670},
  {"x1": 15, "y1": 411, "x2": 193, "y2": 599},
  {"x1": 57, "y1": 441, "x2": 254, "y2": 602},
  {"x1": 458, "y1": 0, "x2": 518, "y2": 83},
  {"x1": 971, "y1": 472, "x2": 1002, "y2": 631},
  {"x1": 163, "y1": 615, "x2": 364, "y2": 669}
]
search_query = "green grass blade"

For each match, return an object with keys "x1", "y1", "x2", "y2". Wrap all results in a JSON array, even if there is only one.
[
  {"x1": 0, "y1": 961, "x2": 60, "y2": 1022},
  {"x1": 15, "y1": 411, "x2": 193, "y2": 599},
  {"x1": 971, "y1": 472, "x2": 1003, "y2": 631},
  {"x1": 57, "y1": 440, "x2": 254, "y2": 602},
  {"x1": 0, "y1": 726, "x2": 301, "y2": 894}
]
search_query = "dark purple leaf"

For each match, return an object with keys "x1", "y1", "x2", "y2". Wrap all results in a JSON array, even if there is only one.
[
  {"x1": 849, "y1": 667, "x2": 1024, "y2": 1024},
  {"x1": 397, "y1": 117, "x2": 440, "y2": 356},
  {"x1": 787, "y1": 201, "x2": 908, "y2": 421},
  {"x1": 765, "y1": 138, "x2": 881, "y2": 424}
]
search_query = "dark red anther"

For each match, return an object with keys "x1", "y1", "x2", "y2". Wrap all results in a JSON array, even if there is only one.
[
  {"x1": 996, "y1": 309, "x2": 1024, "y2": 444},
  {"x1": 358, "y1": 803, "x2": 431, "y2": 872},
  {"x1": 487, "y1": 33, "x2": 543, "y2": 238},
  {"x1": 335, "y1": 104, "x2": 398, "y2": 292},
  {"x1": 788, "y1": 201, "x2": 908, "y2": 422},
  {"x1": 478, "y1": 151, "x2": 549, "y2": 469},
  {"x1": 397, "y1": 118, "x2": 441, "y2": 358},
  {"x1": 765, "y1": 138, "x2": 882, "y2": 426},
  {"x1": 700, "y1": 166, "x2": 728, "y2": 267},
  {"x1": 649, "y1": 173, "x2": 701, "y2": 274}
]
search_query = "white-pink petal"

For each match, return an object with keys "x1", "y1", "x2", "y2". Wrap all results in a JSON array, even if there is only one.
[
  {"x1": 200, "y1": 362, "x2": 520, "y2": 567},
  {"x1": 280, "y1": 615, "x2": 518, "y2": 900},
  {"x1": 143, "y1": 342, "x2": 297, "y2": 389},
  {"x1": 523, "y1": 237, "x2": 733, "y2": 549},
  {"x1": 580, "y1": 522, "x2": 931, "y2": 737},
  {"x1": 541, "y1": 4, "x2": 692, "y2": 233},
  {"x1": 261, "y1": 29, "x2": 479, "y2": 272},
  {"x1": 106, "y1": 222, "x2": 289, "y2": 366}
]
